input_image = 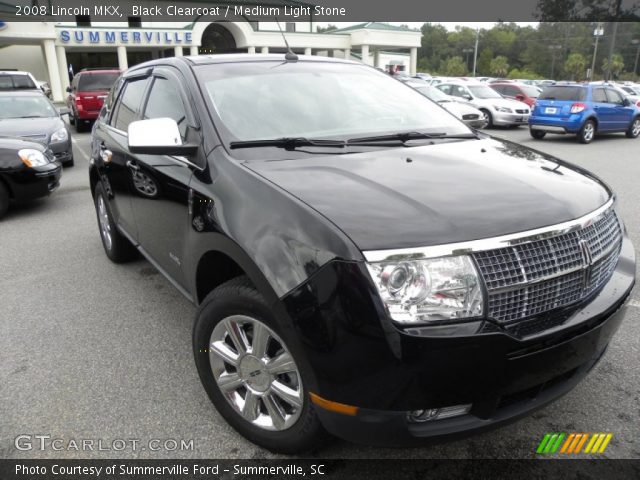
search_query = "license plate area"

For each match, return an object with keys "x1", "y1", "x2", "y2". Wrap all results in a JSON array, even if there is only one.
[{"x1": 545, "y1": 107, "x2": 558, "y2": 114}]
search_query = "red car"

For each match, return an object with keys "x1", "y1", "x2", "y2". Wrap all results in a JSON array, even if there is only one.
[
  {"x1": 66, "y1": 69, "x2": 120, "y2": 132},
  {"x1": 490, "y1": 82, "x2": 540, "y2": 108}
]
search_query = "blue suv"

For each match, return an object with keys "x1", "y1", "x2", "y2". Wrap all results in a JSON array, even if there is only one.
[{"x1": 529, "y1": 83, "x2": 640, "y2": 143}]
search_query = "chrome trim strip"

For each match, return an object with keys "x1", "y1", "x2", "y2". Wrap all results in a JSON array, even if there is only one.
[{"x1": 363, "y1": 197, "x2": 615, "y2": 263}]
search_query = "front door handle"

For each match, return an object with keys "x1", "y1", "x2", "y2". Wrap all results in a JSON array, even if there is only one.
[{"x1": 126, "y1": 160, "x2": 140, "y2": 171}]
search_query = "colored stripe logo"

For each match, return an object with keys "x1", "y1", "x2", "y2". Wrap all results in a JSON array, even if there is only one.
[{"x1": 536, "y1": 433, "x2": 613, "y2": 454}]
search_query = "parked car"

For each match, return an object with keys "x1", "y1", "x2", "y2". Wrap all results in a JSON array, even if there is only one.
[
  {"x1": 67, "y1": 68, "x2": 120, "y2": 132},
  {"x1": 0, "y1": 136, "x2": 62, "y2": 219},
  {"x1": 0, "y1": 70, "x2": 40, "y2": 92},
  {"x1": 490, "y1": 82, "x2": 540, "y2": 108},
  {"x1": 620, "y1": 84, "x2": 640, "y2": 96},
  {"x1": 90, "y1": 55, "x2": 634, "y2": 453},
  {"x1": 529, "y1": 83, "x2": 640, "y2": 143},
  {"x1": 436, "y1": 81, "x2": 530, "y2": 127},
  {"x1": 409, "y1": 83, "x2": 487, "y2": 129},
  {"x1": 0, "y1": 91, "x2": 73, "y2": 166}
]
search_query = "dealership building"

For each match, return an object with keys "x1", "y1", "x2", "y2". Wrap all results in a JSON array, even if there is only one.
[{"x1": 0, "y1": 12, "x2": 421, "y2": 102}]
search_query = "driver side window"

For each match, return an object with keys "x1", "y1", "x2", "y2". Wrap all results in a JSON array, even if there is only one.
[{"x1": 143, "y1": 77, "x2": 189, "y2": 141}]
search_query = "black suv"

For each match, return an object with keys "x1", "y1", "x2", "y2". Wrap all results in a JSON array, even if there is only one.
[{"x1": 90, "y1": 55, "x2": 635, "y2": 453}]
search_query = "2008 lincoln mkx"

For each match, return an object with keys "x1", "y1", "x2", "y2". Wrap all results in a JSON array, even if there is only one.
[{"x1": 89, "y1": 54, "x2": 636, "y2": 453}]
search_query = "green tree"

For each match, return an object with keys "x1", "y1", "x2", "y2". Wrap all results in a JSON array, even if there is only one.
[
  {"x1": 477, "y1": 48, "x2": 494, "y2": 76},
  {"x1": 602, "y1": 54, "x2": 625, "y2": 79},
  {"x1": 441, "y1": 56, "x2": 468, "y2": 76},
  {"x1": 564, "y1": 53, "x2": 587, "y2": 80},
  {"x1": 490, "y1": 56, "x2": 510, "y2": 77}
]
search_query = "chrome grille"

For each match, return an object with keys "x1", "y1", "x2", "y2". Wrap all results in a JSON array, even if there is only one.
[
  {"x1": 462, "y1": 114, "x2": 480, "y2": 120},
  {"x1": 474, "y1": 208, "x2": 622, "y2": 324}
]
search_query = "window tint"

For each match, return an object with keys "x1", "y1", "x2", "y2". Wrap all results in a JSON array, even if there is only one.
[
  {"x1": 539, "y1": 86, "x2": 586, "y2": 101},
  {"x1": 78, "y1": 73, "x2": 119, "y2": 91},
  {"x1": 143, "y1": 77, "x2": 189, "y2": 140},
  {"x1": 112, "y1": 77, "x2": 150, "y2": 131},
  {"x1": 605, "y1": 89, "x2": 624, "y2": 105},
  {"x1": 592, "y1": 88, "x2": 607, "y2": 103}
]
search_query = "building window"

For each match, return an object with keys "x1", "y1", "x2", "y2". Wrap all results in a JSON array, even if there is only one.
[
  {"x1": 76, "y1": 15, "x2": 91, "y2": 27},
  {"x1": 285, "y1": 23, "x2": 296, "y2": 33},
  {"x1": 128, "y1": 16, "x2": 142, "y2": 28}
]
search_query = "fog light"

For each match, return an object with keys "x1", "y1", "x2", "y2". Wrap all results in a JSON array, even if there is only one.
[{"x1": 407, "y1": 404, "x2": 472, "y2": 423}]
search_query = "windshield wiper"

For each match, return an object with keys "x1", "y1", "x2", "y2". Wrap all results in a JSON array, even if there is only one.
[
  {"x1": 347, "y1": 131, "x2": 478, "y2": 145},
  {"x1": 230, "y1": 137, "x2": 346, "y2": 150},
  {"x1": 18, "y1": 115, "x2": 44, "y2": 119}
]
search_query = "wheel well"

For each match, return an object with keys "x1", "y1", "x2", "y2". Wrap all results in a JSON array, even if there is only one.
[
  {"x1": 586, "y1": 116, "x2": 598, "y2": 129},
  {"x1": 89, "y1": 166, "x2": 99, "y2": 196},
  {"x1": 196, "y1": 251, "x2": 246, "y2": 303}
]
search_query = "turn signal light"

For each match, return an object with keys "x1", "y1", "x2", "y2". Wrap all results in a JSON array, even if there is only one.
[
  {"x1": 570, "y1": 103, "x2": 586, "y2": 114},
  {"x1": 309, "y1": 393, "x2": 358, "y2": 416}
]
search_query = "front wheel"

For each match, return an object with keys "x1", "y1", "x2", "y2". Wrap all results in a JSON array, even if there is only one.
[
  {"x1": 577, "y1": 119, "x2": 596, "y2": 144},
  {"x1": 193, "y1": 276, "x2": 328, "y2": 454},
  {"x1": 626, "y1": 117, "x2": 640, "y2": 138},
  {"x1": 480, "y1": 109, "x2": 493, "y2": 128},
  {"x1": 93, "y1": 184, "x2": 137, "y2": 263},
  {"x1": 530, "y1": 129, "x2": 546, "y2": 139}
]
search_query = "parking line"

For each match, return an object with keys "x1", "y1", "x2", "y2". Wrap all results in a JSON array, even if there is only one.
[{"x1": 71, "y1": 136, "x2": 90, "y2": 162}]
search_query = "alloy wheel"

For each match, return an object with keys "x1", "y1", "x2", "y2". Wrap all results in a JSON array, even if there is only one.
[
  {"x1": 97, "y1": 195, "x2": 112, "y2": 251},
  {"x1": 583, "y1": 122, "x2": 594, "y2": 142},
  {"x1": 209, "y1": 315, "x2": 303, "y2": 431},
  {"x1": 633, "y1": 119, "x2": 640, "y2": 137}
]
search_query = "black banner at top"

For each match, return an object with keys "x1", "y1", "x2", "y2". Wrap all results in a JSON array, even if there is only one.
[{"x1": 1, "y1": 0, "x2": 639, "y2": 22}]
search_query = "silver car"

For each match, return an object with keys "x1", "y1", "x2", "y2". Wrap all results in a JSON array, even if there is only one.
[
  {"x1": 409, "y1": 83, "x2": 487, "y2": 129},
  {"x1": 436, "y1": 81, "x2": 530, "y2": 127}
]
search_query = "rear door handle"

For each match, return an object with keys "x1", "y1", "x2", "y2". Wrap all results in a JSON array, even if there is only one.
[{"x1": 126, "y1": 160, "x2": 139, "y2": 171}]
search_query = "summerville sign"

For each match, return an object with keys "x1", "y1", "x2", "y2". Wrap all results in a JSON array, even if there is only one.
[{"x1": 59, "y1": 29, "x2": 193, "y2": 45}]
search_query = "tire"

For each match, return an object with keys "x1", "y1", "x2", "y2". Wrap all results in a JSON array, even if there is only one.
[
  {"x1": 0, "y1": 180, "x2": 9, "y2": 220},
  {"x1": 577, "y1": 119, "x2": 596, "y2": 144},
  {"x1": 193, "y1": 276, "x2": 328, "y2": 454},
  {"x1": 626, "y1": 116, "x2": 640, "y2": 138},
  {"x1": 530, "y1": 129, "x2": 546, "y2": 139},
  {"x1": 480, "y1": 109, "x2": 493, "y2": 128},
  {"x1": 75, "y1": 120, "x2": 84, "y2": 133},
  {"x1": 69, "y1": 110, "x2": 75, "y2": 125},
  {"x1": 64, "y1": 156, "x2": 74, "y2": 167},
  {"x1": 93, "y1": 184, "x2": 137, "y2": 263}
]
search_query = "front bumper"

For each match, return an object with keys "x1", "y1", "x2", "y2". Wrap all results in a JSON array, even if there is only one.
[
  {"x1": 49, "y1": 140, "x2": 72, "y2": 164},
  {"x1": 3, "y1": 161, "x2": 62, "y2": 201},
  {"x1": 283, "y1": 236, "x2": 635, "y2": 446},
  {"x1": 493, "y1": 111, "x2": 530, "y2": 126}
]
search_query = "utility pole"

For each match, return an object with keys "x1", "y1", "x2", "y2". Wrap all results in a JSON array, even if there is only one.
[
  {"x1": 472, "y1": 28, "x2": 479, "y2": 77},
  {"x1": 633, "y1": 39, "x2": 640, "y2": 82},
  {"x1": 548, "y1": 45, "x2": 562, "y2": 79},
  {"x1": 590, "y1": 23, "x2": 604, "y2": 81}
]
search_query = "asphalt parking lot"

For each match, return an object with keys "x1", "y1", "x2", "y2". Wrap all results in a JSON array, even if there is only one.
[{"x1": 1, "y1": 125, "x2": 638, "y2": 460}]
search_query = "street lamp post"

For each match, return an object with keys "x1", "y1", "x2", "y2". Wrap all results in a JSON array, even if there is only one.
[
  {"x1": 472, "y1": 28, "x2": 479, "y2": 77},
  {"x1": 590, "y1": 23, "x2": 604, "y2": 81},
  {"x1": 548, "y1": 45, "x2": 562, "y2": 79}
]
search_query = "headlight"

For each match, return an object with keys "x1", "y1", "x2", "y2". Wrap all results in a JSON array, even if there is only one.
[
  {"x1": 50, "y1": 127, "x2": 68, "y2": 143},
  {"x1": 494, "y1": 106, "x2": 512, "y2": 113},
  {"x1": 366, "y1": 255, "x2": 484, "y2": 325},
  {"x1": 18, "y1": 149, "x2": 49, "y2": 168}
]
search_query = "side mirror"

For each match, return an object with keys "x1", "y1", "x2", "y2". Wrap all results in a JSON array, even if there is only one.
[
  {"x1": 66, "y1": 86, "x2": 72, "y2": 93},
  {"x1": 622, "y1": 97, "x2": 631, "y2": 107},
  {"x1": 128, "y1": 118, "x2": 198, "y2": 156},
  {"x1": 462, "y1": 94, "x2": 472, "y2": 101},
  {"x1": 57, "y1": 107, "x2": 70, "y2": 116}
]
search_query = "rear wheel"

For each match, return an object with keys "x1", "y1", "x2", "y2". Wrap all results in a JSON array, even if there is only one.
[
  {"x1": 626, "y1": 117, "x2": 640, "y2": 138},
  {"x1": 193, "y1": 276, "x2": 328, "y2": 454},
  {"x1": 68, "y1": 110, "x2": 75, "y2": 125},
  {"x1": 0, "y1": 180, "x2": 9, "y2": 220},
  {"x1": 577, "y1": 119, "x2": 596, "y2": 144},
  {"x1": 93, "y1": 184, "x2": 137, "y2": 263},
  {"x1": 480, "y1": 109, "x2": 493, "y2": 128},
  {"x1": 530, "y1": 129, "x2": 546, "y2": 139}
]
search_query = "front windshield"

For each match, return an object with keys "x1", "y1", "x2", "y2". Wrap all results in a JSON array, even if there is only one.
[
  {"x1": 520, "y1": 85, "x2": 540, "y2": 98},
  {"x1": 0, "y1": 96, "x2": 57, "y2": 119},
  {"x1": 196, "y1": 62, "x2": 469, "y2": 142},
  {"x1": 468, "y1": 85, "x2": 503, "y2": 99},
  {"x1": 415, "y1": 85, "x2": 451, "y2": 102}
]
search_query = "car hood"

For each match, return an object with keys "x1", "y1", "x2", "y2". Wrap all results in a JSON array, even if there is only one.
[
  {"x1": 245, "y1": 137, "x2": 611, "y2": 251},
  {"x1": 0, "y1": 117, "x2": 63, "y2": 140},
  {"x1": 441, "y1": 101, "x2": 482, "y2": 117}
]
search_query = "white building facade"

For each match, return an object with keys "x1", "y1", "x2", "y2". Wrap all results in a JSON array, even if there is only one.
[{"x1": 0, "y1": 19, "x2": 421, "y2": 102}]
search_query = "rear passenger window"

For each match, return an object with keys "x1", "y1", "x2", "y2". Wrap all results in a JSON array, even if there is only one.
[
  {"x1": 143, "y1": 77, "x2": 189, "y2": 140},
  {"x1": 592, "y1": 88, "x2": 608, "y2": 103},
  {"x1": 112, "y1": 77, "x2": 150, "y2": 132}
]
